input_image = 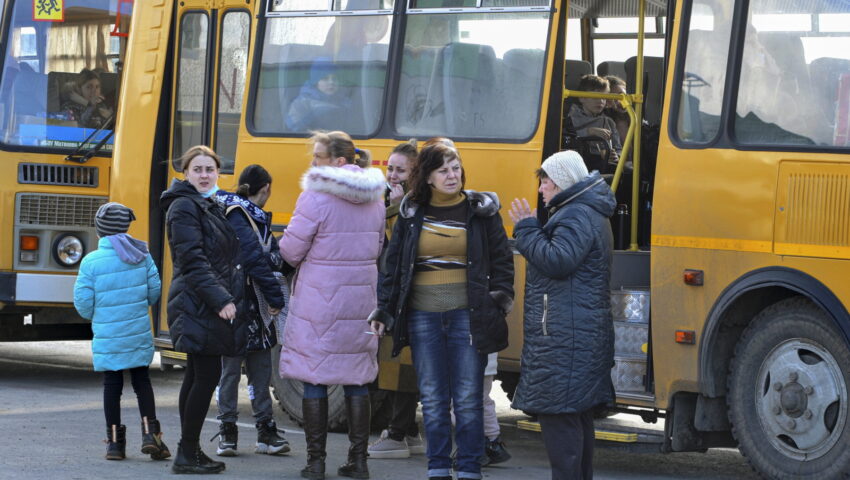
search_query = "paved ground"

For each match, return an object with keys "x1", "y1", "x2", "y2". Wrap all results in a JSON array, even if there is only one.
[{"x1": 0, "y1": 341, "x2": 760, "y2": 479}]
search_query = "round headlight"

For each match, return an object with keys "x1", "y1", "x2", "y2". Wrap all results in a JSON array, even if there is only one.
[{"x1": 53, "y1": 234, "x2": 84, "y2": 267}]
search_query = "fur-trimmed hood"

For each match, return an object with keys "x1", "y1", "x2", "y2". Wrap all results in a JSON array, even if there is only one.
[
  {"x1": 300, "y1": 164, "x2": 385, "y2": 204},
  {"x1": 399, "y1": 190, "x2": 500, "y2": 219}
]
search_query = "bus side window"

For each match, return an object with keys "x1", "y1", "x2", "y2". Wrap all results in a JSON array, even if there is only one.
[
  {"x1": 809, "y1": 57, "x2": 850, "y2": 145},
  {"x1": 441, "y1": 42, "x2": 497, "y2": 137},
  {"x1": 395, "y1": 44, "x2": 446, "y2": 136},
  {"x1": 501, "y1": 48, "x2": 545, "y2": 136}
]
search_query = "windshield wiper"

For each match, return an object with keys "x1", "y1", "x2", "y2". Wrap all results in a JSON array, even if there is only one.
[{"x1": 64, "y1": 113, "x2": 116, "y2": 164}]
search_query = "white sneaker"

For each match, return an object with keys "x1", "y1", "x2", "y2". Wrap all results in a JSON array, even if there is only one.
[
  {"x1": 367, "y1": 429, "x2": 410, "y2": 459},
  {"x1": 406, "y1": 433, "x2": 425, "y2": 455}
]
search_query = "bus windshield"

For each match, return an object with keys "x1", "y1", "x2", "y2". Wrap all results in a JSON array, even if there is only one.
[{"x1": 0, "y1": 0, "x2": 130, "y2": 152}]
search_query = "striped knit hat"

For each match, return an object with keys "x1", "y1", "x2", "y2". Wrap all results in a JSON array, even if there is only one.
[{"x1": 95, "y1": 202, "x2": 135, "y2": 237}]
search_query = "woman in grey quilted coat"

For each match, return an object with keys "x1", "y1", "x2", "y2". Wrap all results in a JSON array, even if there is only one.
[{"x1": 508, "y1": 150, "x2": 616, "y2": 480}]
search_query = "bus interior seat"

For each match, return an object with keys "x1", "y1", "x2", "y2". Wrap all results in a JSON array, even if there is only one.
[
  {"x1": 11, "y1": 69, "x2": 48, "y2": 118},
  {"x1": 442, "y1": 42, "x2": 497, "y2": 137},
  {"x1": 501, "y1": 48, "x2": 545, "y2": 137},
  {"x1": 809, "y1": 57, "x2": 850, "y2": 140},
  {"x1": 395, "y1": 44, "x2": 446, "y2": 136},
  {"x1": 359, "y1": 43, "x2": 390, "y2": 132},
  {"x1": 563, "y1": 59, "x2": 592, "y2": 116},
  {"x1": 625, "y1": 55, "x2": 664, "y2": 126},
  {"x1": 597, "y1": 61, "x2": 626, "y2": 81}
]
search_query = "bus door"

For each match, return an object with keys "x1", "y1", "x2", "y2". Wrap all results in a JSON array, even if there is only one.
[{"x1": 156, "y1": 0, "x2": 251, "y2": 359}]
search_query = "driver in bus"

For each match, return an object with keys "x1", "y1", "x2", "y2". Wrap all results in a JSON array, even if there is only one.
[
  {"x1": 285, "y1": 57, "x2": 352, "y2": 132},
  {"x1": 61, "y1": 68, "x2": 113, "y2": 129}
]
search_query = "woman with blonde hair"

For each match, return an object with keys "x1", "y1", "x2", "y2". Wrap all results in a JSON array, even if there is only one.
[{"x1": 278, "y1": 131, "x2": 385, "y2": 479}]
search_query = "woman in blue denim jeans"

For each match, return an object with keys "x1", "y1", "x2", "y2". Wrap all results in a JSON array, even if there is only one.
[{"x1": 368, "y1": 141, "x2": 514, "y2": 480}]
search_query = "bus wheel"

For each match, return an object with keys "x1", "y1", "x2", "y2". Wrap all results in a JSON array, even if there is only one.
[
  {"x1": 269, "y1": 345, "x2": 347, "y2": 432},
  {"x1": 727, "y1": 297, "x2": 850, "y2": 479}
]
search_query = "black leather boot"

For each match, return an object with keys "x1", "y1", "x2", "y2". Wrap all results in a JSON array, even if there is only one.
[
  {"x1": 105, "y1": 424, "x2": 126, "y2": 460},
  {"x1": 337, "y1": 394, "x2": 370, "y2": 479},
  {"x1": 301, "y1": 397, "x2": 328, "y2": 480},
  {"x1": 141, "y1": 417, "x2": 171, "y2": 460},
  {"x1": 171, "y1": 440, "x2": 225, "y2": 474}
]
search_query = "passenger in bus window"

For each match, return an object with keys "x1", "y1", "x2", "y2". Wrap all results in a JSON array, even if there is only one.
[
  {"x1": 159, "y1": 146, "x2": 246, "y2": 474},
  {"x1": 369, "y1": 142, "x2": 514, "y2": 480},
  {"x1": 568, "y1": 75, "x2": 622, "y2": 166},
  {"x1": 370, "y1": 139, "x2": 428, "y2": 460},
  {"x1": 212, "y1": 165, "x2": 292, "y2": 458},
  {"x1": 61, "y1": 68, "x2": 113, "y2": 129},
  {"x1": 285, "y1": 58, "x2": 352, "y2": 132},
  {"x1": 604, "y1": 75, "x2": 630, "y2": 145},
  {"x1": 278, "y1": 131, "x2": 385, "y2": 480},
  {"x1": 508, "y1": 150, "x2": 616, "y2": 480}
]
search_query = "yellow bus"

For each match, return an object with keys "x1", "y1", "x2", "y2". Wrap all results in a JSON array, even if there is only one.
[
  {"x1": 0, "y1": 0, "x2": 131, "y2": 341},
  {"x1": 5, "y1": 0, "x2": 850, "y2": 477}
]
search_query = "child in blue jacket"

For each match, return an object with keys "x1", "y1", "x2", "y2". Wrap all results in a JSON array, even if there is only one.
[{"x1": 74, "y1": 202, "x2": 170, "y2": 461}]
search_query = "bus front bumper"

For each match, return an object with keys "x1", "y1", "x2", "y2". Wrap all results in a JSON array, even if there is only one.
[{"x1": 0, "y1": 272, "x2": 76, "y2": 304}]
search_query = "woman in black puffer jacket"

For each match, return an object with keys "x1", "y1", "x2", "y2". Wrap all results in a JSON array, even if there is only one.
[
  {"x1": 160, "y1": 145, "x2": 246, "y2": 474},
  {"x1": 508, "y1": 150, "x2": 616, "y2": 480}
]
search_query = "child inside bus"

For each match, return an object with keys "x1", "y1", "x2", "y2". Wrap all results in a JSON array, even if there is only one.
[
  {"x1": 285, "y1": 57, "x2": 352, "y2": 131},
  {"x1": 567, "y1": 74, "x2": 621, "y2": 168},
  {"x1": 73, "y1": 202, "x2": 170, "y2": 462},
  {"x1": 604, "y1": 75, "x2": 630, "y2": 144}
]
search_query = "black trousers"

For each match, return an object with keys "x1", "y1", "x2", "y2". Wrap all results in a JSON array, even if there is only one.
[
  {"x1": 103, "y1": 366, "x2": 157, "y2": 427},
  {"x1": 538, "y1": 410, "x2": 595, "y2": 480},
  {"x1": 388, "y1": 390, "x2": 419, "y2": 440},
  {"x1": 178, "y1": 353, "x2": 222, "y2": 445}
]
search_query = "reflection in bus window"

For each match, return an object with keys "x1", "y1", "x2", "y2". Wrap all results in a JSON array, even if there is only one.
[
  {"x1": 252, "y1": 15, "x2": 393, "y2": 135},
  {"x1": 214, "y1": 11, "x2": 250, "y2": 174},
  {"x1": 0, "y1": 0, "x2": 128, "y2": 150},
  {"x1": 674, "y1": 0, "x2": 733, "y2": 143},
  {"x1": 395, "y1": 12, "x2": 549, "y2": 140},
  {"x1": 172, "y1": 13, "x2": 210, "y2": 166},
  {"x1": 735, "y1": 0, "x2": 850, "y2": 147}
]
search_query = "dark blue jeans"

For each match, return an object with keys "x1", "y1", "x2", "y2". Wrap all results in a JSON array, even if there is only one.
[
  {"x1": 302, "y1": 383, "x2": 369, "y2": 399},
  {"x1": 408, "y1": 308, "x2": 485, "y2": 479}
]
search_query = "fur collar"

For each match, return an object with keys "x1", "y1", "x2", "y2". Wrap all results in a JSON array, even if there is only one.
[
  {"x1": 399, "y1": 190, "x2": 500, "y2": 219},
  {"x1": 301, "y1": 164, "x2": 385, "y2": 204}
]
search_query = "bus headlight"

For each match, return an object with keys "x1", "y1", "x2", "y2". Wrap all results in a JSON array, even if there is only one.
[{"x1": 52, "y1": 234, "x2": 85, "y2": 267}]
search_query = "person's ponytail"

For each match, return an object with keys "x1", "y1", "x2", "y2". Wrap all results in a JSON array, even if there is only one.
[
  {"x1": 235, "y1": 183, "x2": 251, "y2": 197},
  {"x1": 354, "y1": 147, "x2": 371, "y2": 168}
]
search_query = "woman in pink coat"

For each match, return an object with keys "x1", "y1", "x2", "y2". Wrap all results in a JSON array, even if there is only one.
[{"x1": 279, "y1": 130, "x2": 385, "y2": 480}]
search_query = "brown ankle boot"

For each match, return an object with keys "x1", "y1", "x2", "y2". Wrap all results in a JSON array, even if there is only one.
[
  {"x1": 301, "y1": 397, "x2": 328, "y2": 480},
  {"x1": 338, "y1": 394, "x2": 370, "y2": 479}
]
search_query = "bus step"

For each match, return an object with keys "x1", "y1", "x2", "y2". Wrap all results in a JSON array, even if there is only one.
[{"x1": 517, "y1": 418, "x2": 665, "y2": 447}]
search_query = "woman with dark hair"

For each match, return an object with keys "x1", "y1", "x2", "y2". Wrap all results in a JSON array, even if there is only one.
[
  {"x1": 368, "y1": 142, "x2": 514, "y2": 480},
  {"x1": 212, "y1": 164, "x2": 291, "y2": 458},
  {"x1": 279, "y1": 130, "x2": 385, "y2": 479},
  {"x1": 62, "y1": 68, "x2": 113, "y2": 128},
  {"x1": 159, "y1": 145, "x2": 247, "y2": 474}
]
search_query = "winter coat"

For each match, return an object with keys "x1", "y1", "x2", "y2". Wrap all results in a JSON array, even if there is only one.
[
  {"x1": 285, "y1": 84, "x2": 353, "y2": 132},
  {"x1": 511, "y1": 172, "x2": 616, "y2": 415},
  {"x1": 278, "y1": 164, "x2": 385, "y2": 386},
  {"x1": 160, "y1": 179, "x2": 247, "y2": 356},
  {"x1": 217, "y1": 191, "x2": 288, "y2": 352},
  {"x1": 74, "y1": 235, "x2": 160, "y2": 372},
  {"x1": 369, "y1": 191, "x2": 515, "y2": 357}
]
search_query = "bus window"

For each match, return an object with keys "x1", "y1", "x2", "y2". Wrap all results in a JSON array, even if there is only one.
[
  {"x1": 214, "y1": 11, "x2": 250, "y2": 173},
  {"x1": 172, "y1": 13, "x2": 210, "y2": 165},
  {"x1": 395, "y1": 11, "x2": 549, "y2": 140},
  {"x1": 253, "y1": 0, "x2": 394, "y2": 136},
  {"x1": 0, "y1": 0, "x2": 128, "y2": 151},
  {"x1": 673, "y1": 0, "x2": 733, "y2": 144},
  {"x1": 735, "y1": 1, "x2": 850, "y2": 147}
]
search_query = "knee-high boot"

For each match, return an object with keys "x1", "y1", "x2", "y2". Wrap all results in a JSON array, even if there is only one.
[
  {"x1": 338, "y1": 394, "x2": 370, "y2": 479},
  {"x1": 301, "y1": 397, "x2": 328, "y2": 480}
]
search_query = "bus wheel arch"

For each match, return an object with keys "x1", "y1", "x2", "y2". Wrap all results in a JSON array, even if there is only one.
[
  {"x1": 726, "y1": 297, "x2": 850, "y2": 479},
  {"x1": 700, "y1": 267, "x2": 850, "y2": 399}
]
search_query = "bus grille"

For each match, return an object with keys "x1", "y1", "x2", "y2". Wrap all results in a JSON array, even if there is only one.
[
  {"x1": 16, "y1": 194, "x2": 108, "y2": 227},
  {"x1": 18, "y1": 163, "x2": 99, "y2": 187}
]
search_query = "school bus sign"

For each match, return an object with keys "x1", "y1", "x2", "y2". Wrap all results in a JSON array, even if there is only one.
[{"x1": 34, "y1": 0, "x2": 64, "y2": 22}]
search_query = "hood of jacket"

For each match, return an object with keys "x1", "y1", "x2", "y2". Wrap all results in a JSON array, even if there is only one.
[
  {"x1": 300, "y1": 164, "x2": 385, "y2": 205},
  {"x1": 160, "y1": 178, "x2": 209, "y2": 212},
  {"x1": 399, "y1": 190, "x2": 500, "y2": 219},
  {"x1": 547, "y1": 171, "x2": 616, "y2": 218},
  {"x1": 104, "y1": 234, "x2": 149, "y2": 264}
]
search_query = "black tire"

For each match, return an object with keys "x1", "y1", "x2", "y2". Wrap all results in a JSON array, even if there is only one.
[
  {"x1": 269, "y1": 345, "x2": 348, "y2": 432},
  {"x1": 727, "y1": 297, "x2": 850, "y2": 479}
]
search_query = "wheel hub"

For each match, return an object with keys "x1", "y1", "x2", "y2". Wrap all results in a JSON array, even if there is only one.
[{"x1": 756, "y1": 339, "x2": 847, "y2": 460}]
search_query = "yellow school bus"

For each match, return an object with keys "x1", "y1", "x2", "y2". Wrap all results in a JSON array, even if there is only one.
[
  {"x1": 2, "y1": 0, "x2": 846, "y2": 477},
  {"x1": 0, "y1": 0, "x2": 131, "y2": 341}
]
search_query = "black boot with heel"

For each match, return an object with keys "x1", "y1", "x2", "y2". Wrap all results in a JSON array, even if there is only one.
[
  {"x1": 301, "y1": 397, "x2": 328, "y2": 480},
  {"x1": 337, "y1": 394, "x2": 370, "y2": 479}
]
